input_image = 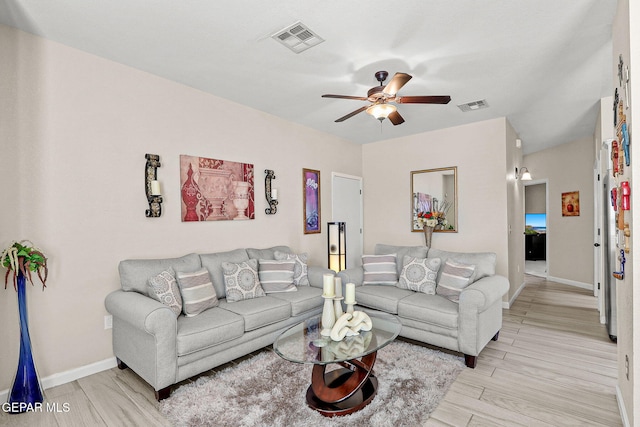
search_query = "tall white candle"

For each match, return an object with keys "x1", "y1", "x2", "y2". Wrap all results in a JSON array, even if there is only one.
[
  {"x1": 334, "y1": 277, "x2": 342, "y2": 298},
  {"x1": 323, "y1": 274, "x2": 335, "y2": 297},
  {"x1": 345, "y1": 283, "x2": 355, "y2": 304}
]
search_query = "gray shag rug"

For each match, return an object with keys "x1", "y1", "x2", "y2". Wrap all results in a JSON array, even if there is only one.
[{"x1": 159, "y1": 340, "x2": 464, "y2": 427}]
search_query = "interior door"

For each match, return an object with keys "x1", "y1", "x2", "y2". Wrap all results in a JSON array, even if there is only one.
[{"x1": 331, "y1": 173, "x2": 363, "y2": 269}]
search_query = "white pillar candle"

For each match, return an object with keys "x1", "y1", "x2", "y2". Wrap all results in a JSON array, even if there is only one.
[
  {"x1": 345, "y1": 282, "x2": 356, "y2": 304},
  {"x1": 323, "y1": 274, "x2": 335, "y2": 297},
  {"x1": 334, "y1": 277, "x2": 342, "y2": 298},
  {"x1": 271, "y1": 188, "x2": 278, "y2": 200},
  {"x1": 150, "y1": 180, "x2": 161, "y2": 196}
]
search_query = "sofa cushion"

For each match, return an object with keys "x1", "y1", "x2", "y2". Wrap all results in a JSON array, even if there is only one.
[
  {"x1": 120, "y1": 253, "x2": 201, "y2": 297},
  {"x1": 200, "y1": 249, "x2": 250, "y2": 298},
  {"x1": 176, "y1": 268, "x2": 219, "y2": 316},
  {"x1": 274, "y1": 251, "x2": 310, "y2": 286},
  {"x1": 397, "y1": 293, "x2": 459, "y2": 330},
  {"x1": 436, "y1": 260, "x2": 476, "y2": 303},
  {"x1": 427, "y1": 248, "x2": 496, "y2": 283},
  {"x1": 362, "y1": 254, "x2": 398, "y2": 286},
  {"x1": 269, "y1": 286, "x2": 323, "y2": 316},
  {"x1": 176, "y1": 307, "x2": 244, "y2": 356},
  {"x1": 218, "y1": 296, "x2": 291, "y2": 332},
  {"x1": 397, "y1": 256, "x2": 441, "y2": 294},
  {"x1": 246, "y1": 246, "x2": 292, "y2": 260},
  {"x1": 147, "y1": 267, "x2": 183, "y2": 316},
  {"x1": 356, "y1": 285, "x2": 415, "y2": 314},
  {"x1": 222, "y1": 259, "x2": 266, "y2": 302},
  {"x1": 375, "y1": 244, "x2": 429, "y2": 276},
  {"x1": 258, "y1": 259, "x2": 296, "y2": 293}
]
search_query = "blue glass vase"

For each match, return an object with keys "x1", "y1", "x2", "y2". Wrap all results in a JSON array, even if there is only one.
[{"x1": 7, "y1": 271, "x2": 44, "y2": 412}]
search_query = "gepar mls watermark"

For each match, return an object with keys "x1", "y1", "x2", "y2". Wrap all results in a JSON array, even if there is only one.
[{"x1": 2, "y1": 402, "x2": 71, "y2": 413}]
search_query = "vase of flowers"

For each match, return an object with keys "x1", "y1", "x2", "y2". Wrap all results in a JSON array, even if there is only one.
[{"x1": 1, "y1": 241, "x2": 48, "y2": 412}]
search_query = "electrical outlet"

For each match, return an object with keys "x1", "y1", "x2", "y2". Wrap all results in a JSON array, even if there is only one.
[{"x1": 104, "y1": 315, "x2": 113, "y2": 330}]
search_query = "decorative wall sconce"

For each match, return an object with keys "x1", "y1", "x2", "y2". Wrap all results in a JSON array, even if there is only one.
[
  {"x1": 515, "y1": 167, "x2": 532, "y2": 181},
  {"x1": 265, "y1": 169, "x2": 278, "y2": 214},
  {"x1": 328, "y1": 222, "x2": 346, "y2": 272},
  {"x1": 145, "y1": 153, "x2": 163, "y2": 217}
]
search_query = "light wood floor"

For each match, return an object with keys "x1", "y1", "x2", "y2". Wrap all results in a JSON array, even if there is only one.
[{"x1": 0, "y1": 275, "x2": 621, "y2": 426}]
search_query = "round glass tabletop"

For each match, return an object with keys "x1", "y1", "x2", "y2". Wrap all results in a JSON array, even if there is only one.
[{"x1": 273, "y1": 311, "x2": 402, "y2": 365}]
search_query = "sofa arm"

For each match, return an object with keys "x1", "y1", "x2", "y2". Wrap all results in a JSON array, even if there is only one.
[
  {"x1": 459, "y1": 275, "x2": 509, "y2": 312},
  {"x1": 336, "y1": 267, "x2": 364, "y2": 286},
  {"x1": 104, "y1": 290, "x2": 178, "y2": 390},
  {"x1": 308, "y1": 266, "x2": 335, "y2": 289}
]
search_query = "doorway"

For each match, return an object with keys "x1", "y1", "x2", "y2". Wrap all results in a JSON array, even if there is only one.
[
  {"x1": 524, "y1": 181, "x2": 548, "y2": 277},
  {"x1": 331, "y1": 173, "x2": 363, "y2": 269}
]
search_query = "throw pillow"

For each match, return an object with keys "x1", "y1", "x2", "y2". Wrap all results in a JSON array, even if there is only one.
[
  {"x1": 222, "y1": 259, "x2": 265, "y2": 302},
  {"x1": 258, "y1": 259, "x2": 297, "y2": 293},
  {"x1": 362, "y1": 254, "x2": 398, "y2": 286},
  {"x1": 397, "y1": 255, "x2": 441, "y2": 294},
  {"x1": 148, "y1": 267, "x2": 183, "y2": 317},
  {"x1": 176, "y1": 268, "x2": 219, "y2": 317},
  {"x1": 274, "y1": 251, "x2": 310, "y2": 286},
  {"x1": 436, "y1": 260, "x2": 476, "y2": 303}
]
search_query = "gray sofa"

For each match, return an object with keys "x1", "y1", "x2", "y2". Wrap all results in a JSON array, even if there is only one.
[
  {"x1": 337, "y1": 244, "x2": 509, "y2": 368},
  {"x1": 104, "y1": 246, "x2": 332, "y2": 400}
]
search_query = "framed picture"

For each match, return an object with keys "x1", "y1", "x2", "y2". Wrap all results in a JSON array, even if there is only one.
[
  {"x1": 303, "y1": 168, "x2": 321, "y2": 234},
  {"x1": 180, "y1": 154, "x2": 254, "y2": 222},
  {"x1": 562, "y1": 191, "x2": 580, "y2": 217}
]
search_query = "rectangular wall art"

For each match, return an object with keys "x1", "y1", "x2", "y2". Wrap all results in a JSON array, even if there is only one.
[
  {"x1": 561, "y1": 191, "x2": 580, "y2": 217},
  {"x1": 180, "y1": 154, "x2": 254, "y2": 222},
  {"x1": 303, "y1": 168, "x2": 321, "y2": 234}
]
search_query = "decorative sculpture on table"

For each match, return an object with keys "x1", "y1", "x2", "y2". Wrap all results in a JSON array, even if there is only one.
[{"x1": 330, "y1": 311, "x2": 373, "y2": 341}]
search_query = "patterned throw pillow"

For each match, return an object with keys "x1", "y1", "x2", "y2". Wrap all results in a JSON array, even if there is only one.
[
  {"x1": 258, "y1": 259, "x2": 297, "y2": 293},
  {"x1": 274, "y1": 251, "x2": 309, "y2": 286},
  {"x1": 176, "y1": 268, "x2": 219, "y2": 317},
  {"x1": 222, "y1": 259, "x2": 265, "y2": 302},
  {"x1": 148, "y1": 267, "x2": 183, "y2": 317},
  {"x1": 362, "y1": 254, "x2": 398, "y2": 286},
  {"x1": 397, "y1": 256, "x2": 441, "y2": 294},
  {"x1": 436, "y1": 260, "x2": 476, "y2": 303}
]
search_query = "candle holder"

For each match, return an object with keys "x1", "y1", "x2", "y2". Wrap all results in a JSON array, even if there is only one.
[
  {"x1": 333, "y1": 296, "x2": 344, "y2": 320},
  {"x1": 321, "y1": 295, "x2": 336, "y2": 336},
  {"x1": 345, "y1": 301, "x2": 356, "y2": 314},
  {"x1": 264, "y1": 169, "x2": 278, "y2": 215},
  {"x1": 145, "y1": 154, "x2": 163, "y2": 218}
]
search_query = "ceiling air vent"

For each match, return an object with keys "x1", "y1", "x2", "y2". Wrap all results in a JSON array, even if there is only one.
[
  {"x1": 272, "y1": 21, "x2": 324, "y2": 53},
  {"x1": 458, "y1": 99, "x2": 489, "y2": 112}
]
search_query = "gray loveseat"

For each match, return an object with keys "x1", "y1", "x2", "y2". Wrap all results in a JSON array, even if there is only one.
[
  {"x1": 337, "y1": 244, "x2": 509, "y2": 368},
  {"x1": 104, "y1": 245, "x2": 332, "y2": 400}
]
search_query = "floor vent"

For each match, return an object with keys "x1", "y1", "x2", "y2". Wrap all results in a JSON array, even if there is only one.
[
  {"x1": 458, "y1": 99, "x2": 489, "y2": 112},
  {"x1": 272, "y1": 21, "x2": 324, "y2": 53}
]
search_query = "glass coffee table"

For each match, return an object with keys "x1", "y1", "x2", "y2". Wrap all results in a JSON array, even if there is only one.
[{"x1": 273, "y1": 312, "x2": 401, "y2": 417}]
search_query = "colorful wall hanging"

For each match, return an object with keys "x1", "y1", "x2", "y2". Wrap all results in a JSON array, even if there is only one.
[
  {"x1": 180, "y1": 154, "x2": 254, "y2": 222},
  {"x1": 561, "y1": 191, "x2": 580, "y2": 217},
  {"x1": 303, "y1": 168, "x2": 321, "y2": 234}
]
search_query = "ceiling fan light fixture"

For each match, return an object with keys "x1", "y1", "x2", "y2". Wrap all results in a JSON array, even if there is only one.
[{"x1": 366, "y1": 103, "x2": 397, "y2": 121}]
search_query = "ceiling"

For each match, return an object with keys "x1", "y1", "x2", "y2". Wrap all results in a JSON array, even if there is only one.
[{"x1": 0, "y1": 0, "x2": 618, "y2": 154}]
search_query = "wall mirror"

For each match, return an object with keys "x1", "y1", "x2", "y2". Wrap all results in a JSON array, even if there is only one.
[{"x1": 411, "y1": 166, "x2": 458, "y2": 232}]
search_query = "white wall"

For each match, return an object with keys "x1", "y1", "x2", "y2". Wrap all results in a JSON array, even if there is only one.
[
  {"x1": 0, "y1": 25, "x2": 362, "y2": 391},
  {"x1": 524, "y1": 137, "x2": 595, "y2": 287},
  {"x1": 361, "y1": 117, "x2": 515, "y2": 298}
]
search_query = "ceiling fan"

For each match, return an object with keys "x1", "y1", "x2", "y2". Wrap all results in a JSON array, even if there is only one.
[{"x1": 322, "y1": 71, "x2": 451, "y2": 125}]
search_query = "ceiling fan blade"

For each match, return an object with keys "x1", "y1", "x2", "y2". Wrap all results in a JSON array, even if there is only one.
[
  {"x1": 396, "y1": 95, "x2": 451, "y2": 104},
  {"x1": 335, "y1": 105, "x2": 368, "y2": 122},
  {"x1": 383, "y1": 73, "x2": 412, "y2": 95},
  {"x1": 322, "y1": 94, "x2": 368, "y2": 101},
  {"x1": 388, "y1": 110, "x2": 405, "y2": 126}
]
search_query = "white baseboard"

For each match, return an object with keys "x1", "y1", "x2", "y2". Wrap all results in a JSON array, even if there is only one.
[
  {"x1": 546, "y1": 275, "x2": 593, "y2": 290},
  {"x1": 0, "y1": 357, "x2": 117, "y2": 403},
  {"x1": 503, "y1": 280, "x2": 526, "y2": 309},
  {"x1": 616, "y1": 385, "x2": 630, "y2": 427}
]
